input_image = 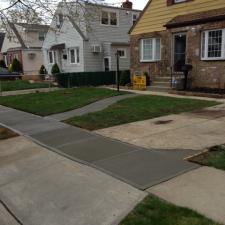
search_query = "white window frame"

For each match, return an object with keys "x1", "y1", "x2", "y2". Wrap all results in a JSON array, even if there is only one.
[
  {"x1": 69, "y1": 47, "x2": 80, "y2": 64},
  {"x1": 140, "y1": 38, "x2": 161, "y2": 62},
  {"x1": 48, "y1": 51, "x2": 55, "y2": 64},
  {"x1": 3, "y1": 55, "x2": 8, "y2": 67},
  {"x1": 101, "y1": 10, "x2": 119, "y2": 27},
  {"x1": 117, "y1": 49, "x2": 127, "y2": 58},
  {"x1": 201, "y1": 29, "x2": 225, "y2": 61},
  {"x1": 132, "y1": 13, "x2": 138, "y2": 25}
]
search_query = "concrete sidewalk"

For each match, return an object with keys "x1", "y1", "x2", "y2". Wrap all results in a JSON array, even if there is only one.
[
  {"x1": 0, "y1": 105, "x2": 198, "y2": 190},
  {"x1": 0, "y1": 136, "x2": 146, "y2": 225},
  {"x1": 149, "y1": 167, "x2": 225, "y2": 224},
  {"x1": 47, "y1": 94, "x2": 137, "y2": 121}
]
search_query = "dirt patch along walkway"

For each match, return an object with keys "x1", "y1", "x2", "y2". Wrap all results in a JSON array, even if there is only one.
[{"x1": 96, "y1": 103, "x2": 225, "y2": 151}]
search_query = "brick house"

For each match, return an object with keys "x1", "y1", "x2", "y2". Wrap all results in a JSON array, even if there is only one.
[
  {"x1": 130, "y1": 0, "x2": 225, "y2": 90},
  {"x1": 1, "y1": 23, "x2": 49, "y2": 75}
]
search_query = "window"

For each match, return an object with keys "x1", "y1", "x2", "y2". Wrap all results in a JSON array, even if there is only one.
[
  {"x1": 140, "y1": 38, "x2": 161, "y2": 62},
  {"x1": 132, "y1": 14, "x2": 138, "y2": 25},
  {"x1": 201, "y1": 29, "x2": 225, "y2": 60},
  {"x1": 39, "y1": 32, "x2": 45, "y2": 41},
  {"x1": 117, "y1": 49, "x2": 127, "y2": 58},
  {"x1": 48, "y1": 51, "x2": 54, "y2": 64},
  {"x1": 101, "y1": 11, "x2": 118, "y2": 26},
  {"x1": 3, "y1": 55, "x2": 8, "y2": 67},
  {"x1": 69, "y1": 48, "x2": 80, "y2": 64},
  {"x1": 56, "y1": 14, "x2": 63, "y2": 28}
]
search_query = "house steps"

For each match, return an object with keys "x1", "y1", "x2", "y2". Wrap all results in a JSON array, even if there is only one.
[{"x1": 148, "y1": 76, "x2": 172, "y2": 92}]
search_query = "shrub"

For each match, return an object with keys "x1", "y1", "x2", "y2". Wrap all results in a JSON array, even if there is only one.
[
  {"x1": 120, "y1": 70, "x2": 131, "y2": 86},
  {"x1": 0, "y1": 60, "x2": 6, "y2": 68},
  {"x1": 51, "y1": 63, "x2": 60, "y2": 75},
  {"x1": 11, "y1": 58, "x2": 22, "y2": 72},
  {"x1": 39, "y1": 65, "x2": 47, "y2": 75}
]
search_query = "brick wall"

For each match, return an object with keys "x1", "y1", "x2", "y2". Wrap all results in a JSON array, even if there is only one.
[{"x1": 130, "y1": 20, "x2": 225, "y2": 89}]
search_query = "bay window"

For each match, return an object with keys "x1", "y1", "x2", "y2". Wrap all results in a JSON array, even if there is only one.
[
  {"x1": 201, "y1": 29, "x2": 225, "y2": 60},
  {"x1": 140, "y1": 38, "x2": 161, "y2": 62}
]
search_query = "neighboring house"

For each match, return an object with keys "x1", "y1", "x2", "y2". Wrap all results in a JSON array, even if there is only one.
[
  {"x1": 1, "y1": 23, "x2": 49, "y2": 75},
  {"x1": 43, "y1": 0, "x2": 141, "y2": 73},
  {"x1": 130, "y1": 0, "x2": 225, "y2": 90}
]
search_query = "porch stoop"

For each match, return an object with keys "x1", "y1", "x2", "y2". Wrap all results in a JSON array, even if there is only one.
[{"x1": 148, "y1": 76, "x2": 172, "y2": 92}]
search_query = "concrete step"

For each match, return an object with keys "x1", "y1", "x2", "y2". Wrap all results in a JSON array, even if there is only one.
[{"x1": 153, "y1": 76, "x2": 172, "y2": 82}]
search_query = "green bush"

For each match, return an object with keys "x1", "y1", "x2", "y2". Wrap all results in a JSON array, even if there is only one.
[
  {"x1": 51, "y1": 63, "x2": 60, "y2": 75},
  {"x1": 39, "y1": 65, "x2": 47, "y2": 75},
  {"x1": 0, "y1": 59, "x2": 6, "y2": 68},
  {"x1": 120, "y1": 70, "x2": 131, "y2": 86},
  {"x1": 11, "y1": 58, "x2": 22, "y2": 73}
]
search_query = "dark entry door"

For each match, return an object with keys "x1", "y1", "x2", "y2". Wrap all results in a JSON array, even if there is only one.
[
  {"x1": 173, "y1": 33, "x2": 186, "y2": 72},
  {"x1": 104, "y1": 57, "x2": 110, "y2": 72}
]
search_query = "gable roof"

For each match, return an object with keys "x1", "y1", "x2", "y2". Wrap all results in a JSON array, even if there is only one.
[
  {"x1": 165, "y1": 7, "x2": 225, "y2": 28},
  {"x1": 15, "y1": 23, "x2": 49, "y2": 32},
  {"x1": 8, "y1": 23, "x2": 26, "y2": 48},
  {"x1": 0, "y1": 33, "x2": 5, "y2": 51}
]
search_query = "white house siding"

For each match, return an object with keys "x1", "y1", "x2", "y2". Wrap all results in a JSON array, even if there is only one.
[{"x1": 43, "y1": 16, "x2": 84, "y2": 74}]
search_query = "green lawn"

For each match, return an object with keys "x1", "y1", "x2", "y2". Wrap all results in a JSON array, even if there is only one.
[
  {"x1": 190, "y1": 145, "x2": 225, "y2": 171},
  {"x1": 120, "y1": 195, "x2": 221, "y2": 225},
  {"x1": 0, "y1": 80, "x2": 49, "y2": 92},
  {"x1": 66, "y1": 95, "x2": 218, "y2": 130},
  {"x1": 0, "y1": 87, "x2": 124, "y2": 116}
]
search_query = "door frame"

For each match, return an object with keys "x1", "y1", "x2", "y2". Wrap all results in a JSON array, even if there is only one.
[
  {"x1": 103, "y1": 56, "x2": 111, "y2": 71},
  {"x1": 171, "y1": 32, "x2": 187, "y2": 72}
]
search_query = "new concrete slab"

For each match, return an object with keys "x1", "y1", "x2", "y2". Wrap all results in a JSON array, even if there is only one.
[
  {"x1": 94, "y1": 150, "x2": 199, "y2": 190},
  {"x1": 0, "y1": 137, "x2": 146, "y2": 225},
  {"x1": 58, "y1": 137, "x2": 136, "y2": 163},
  {"x1": 31, "y1": 126, "x2": 95, "y2": 147}
]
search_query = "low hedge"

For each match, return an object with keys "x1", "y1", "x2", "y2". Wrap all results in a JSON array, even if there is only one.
[{"x1": 56, "y1": 71, "x2": 121, "y2": 87}]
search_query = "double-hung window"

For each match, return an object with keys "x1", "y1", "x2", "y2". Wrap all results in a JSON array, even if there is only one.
[
  {"x1": 140, "y1": 38, "x2": 161, "y2": 62},
  {"x1": 69, "y1": 48, "x2": 80, "y2": 64},
  {"x1": 101, "y1": 11, "x2": 118, "y2": 26},
  {"x1": 201, "y1": 29, "x2": 225, "y2": 60}
]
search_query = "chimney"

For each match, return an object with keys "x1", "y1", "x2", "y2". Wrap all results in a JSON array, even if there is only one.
[{"x1": 122, "y1": 0, "x2": 133, "y2": 9}]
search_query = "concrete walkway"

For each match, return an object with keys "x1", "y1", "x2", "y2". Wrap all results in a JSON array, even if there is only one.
[
  {"x1": 0, "y1": 105, "x2": 198, "y2": 190},
  {"x1": 0, "y1": 87, "x2": 59, "y2": 96},
  {"x1": 149, "y1": 167, "x2": 225, "y2": 224},
  {"x1": 47, "y1": 94, "x2": 138, "y2": 121},
  {"x1": 0, "y1": 136, "x2": 145, "y2": 225},
  {"x1": 96, "y1": 103, "x2": 225, "y2": 151}
]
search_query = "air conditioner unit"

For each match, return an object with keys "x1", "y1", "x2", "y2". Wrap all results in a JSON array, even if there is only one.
[{"x1": 92, "y1": 45, "x2": 101, "y2": 53}]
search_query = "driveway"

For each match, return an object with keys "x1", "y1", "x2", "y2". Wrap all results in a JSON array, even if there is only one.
[
  {"x1": 0, "y1": 136, "x2": 146, "y2": 225},
  {"x1": 96, "y1": 103, "x2": 225, "y2": 151}
]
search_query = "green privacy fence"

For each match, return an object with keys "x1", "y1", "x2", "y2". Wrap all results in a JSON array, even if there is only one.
[
  {"x1": 55, "y1": 70, "x2": 130, "y2": 88},
  {"x1": 55, "y1": 71, "x2": 117, "y2": 88}
]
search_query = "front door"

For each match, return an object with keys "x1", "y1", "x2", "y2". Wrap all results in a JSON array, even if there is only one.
[
  {"x1": 173, "y1": 33, "x2": 187, "y2": 72},
  {"x1": 104, "y1": 57, "x2": 110, "y2": 72}
]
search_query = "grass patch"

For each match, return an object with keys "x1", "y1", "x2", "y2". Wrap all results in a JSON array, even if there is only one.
[
  {"x1": 0, "y1": 87, "x2": 124, "y2": 116},
  {"x1": 66, "y1": 95, "x2": 218, "y2": 130},
  {"x1": 120, "y1": 195, "x2": 221, "y2": 225},
  {"x1": 189, "y1": 145, "x2": 225, "y2": 171},
  {"x1": 0, "y1": 126, "x2": 18, "y2": 140},
  {"x1": 0, "y1": 80, "x2": 49, "y2": 92}
]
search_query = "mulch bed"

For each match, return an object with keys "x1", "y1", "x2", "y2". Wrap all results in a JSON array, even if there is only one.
[{"x1": 0, "y1": 126, "x2": 19, "y2": 140}]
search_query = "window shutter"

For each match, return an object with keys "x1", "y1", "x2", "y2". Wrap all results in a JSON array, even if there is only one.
[{"x1": 167, "y1": 0, "x2": 174, "y2": 6}]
